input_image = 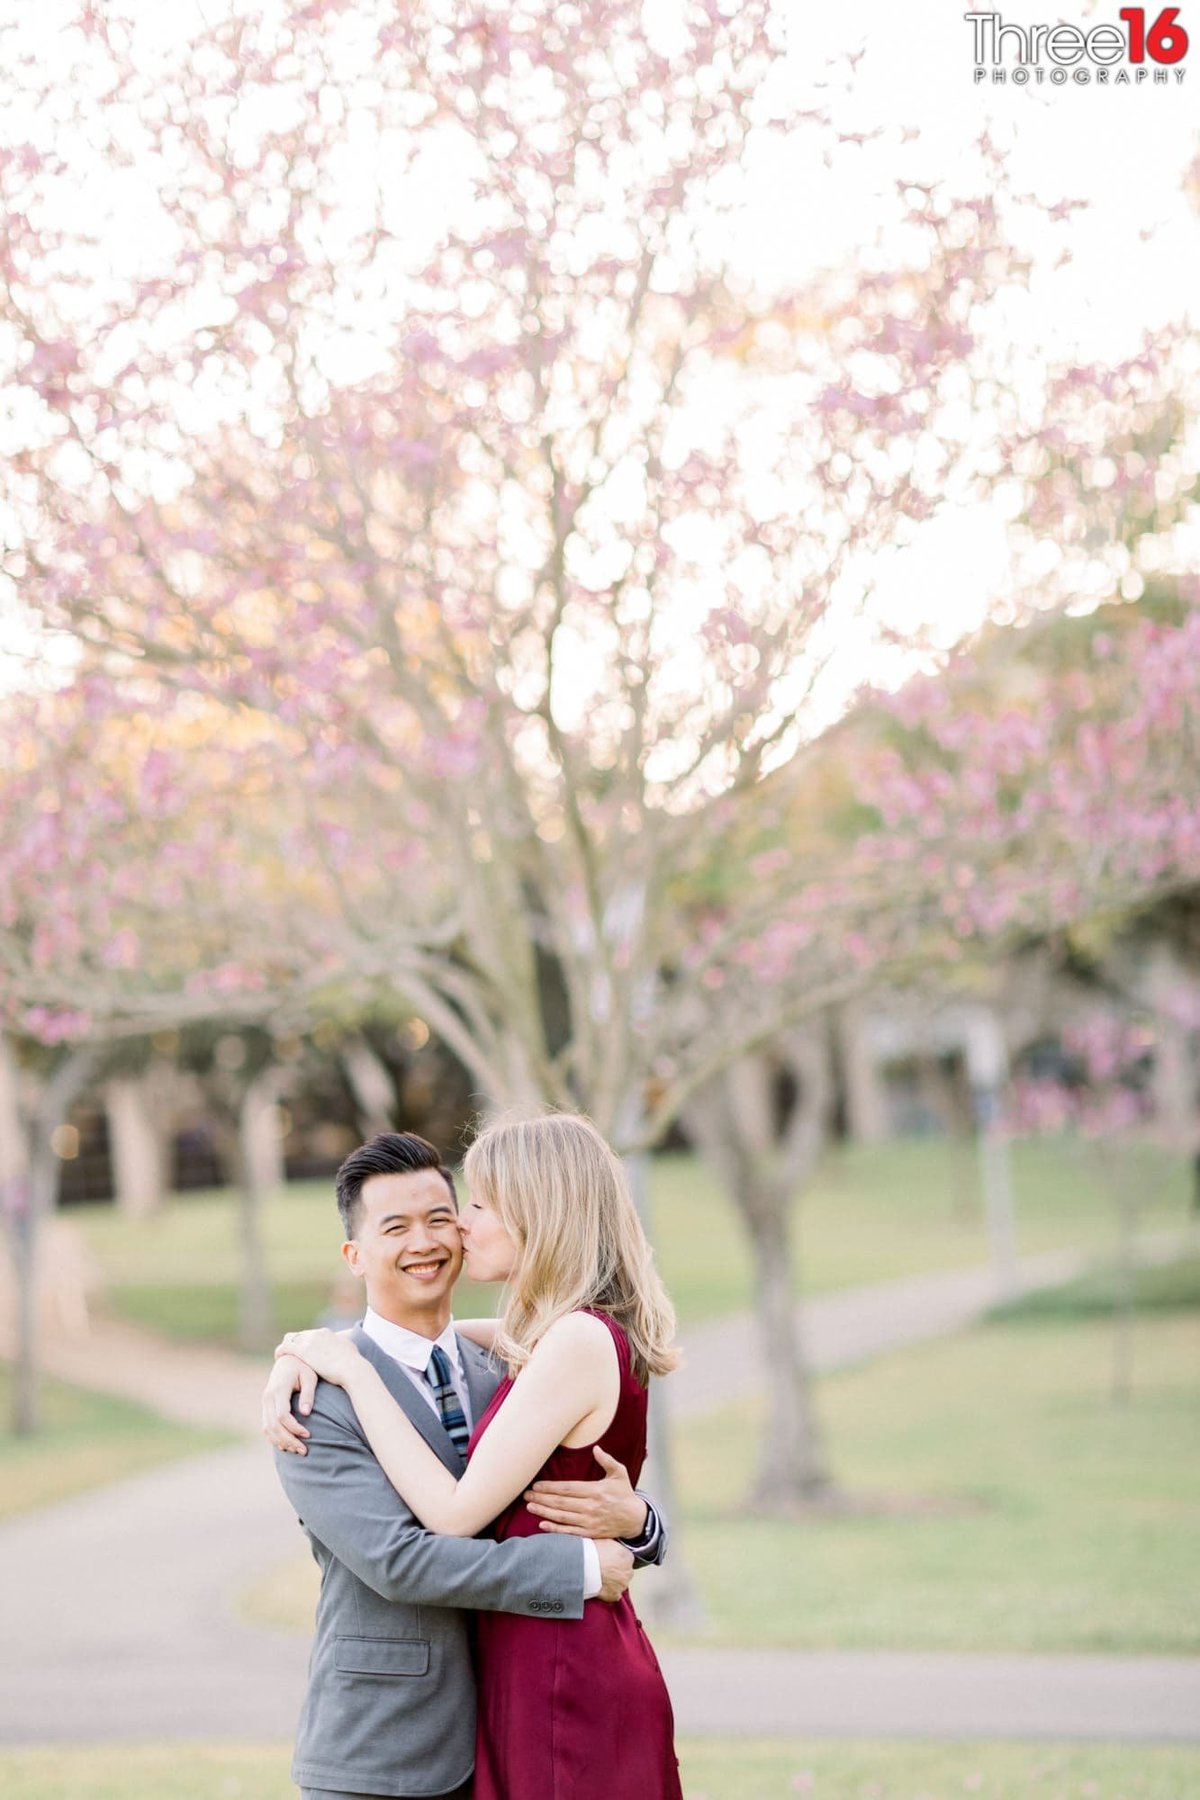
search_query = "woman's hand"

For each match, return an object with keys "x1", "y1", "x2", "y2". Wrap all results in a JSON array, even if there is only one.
[
  {"x1": 275, "y1": 1326, "x2": 364, "y2": 1388},
  {"x1": 524, "y1": 1447, "x2": 648, "y2": 1540},
  {"x1": 262, "y1": 1354, "x2": 316, "y2": 1455}
]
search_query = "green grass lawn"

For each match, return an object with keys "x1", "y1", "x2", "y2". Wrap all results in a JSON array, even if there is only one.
[
  {"x1": 987, "y1": 1250, "x2": 1200, "y2": 1324},
  {"x1": 238, "y1": 1293, "x2": 1200, "y2": 1657},
  {"x1": 75, "y1": 1137, "x2": 1197, "y2": 1346},
  {"x1": 107, "y1": 1277, "x2": 355, "y2": 1344},
  {"x1": 0, "y1": 1366, "x2": 232, "y2": 1521},
  {"x1": 1, "y1": 1740, "x2": 1197, "y2": 1800},
  {"x1": 663, "y1": 1302, "x2": 1199, "y2": 1654},
  {"x1": 648, "y1": 1138, "x2": 1193, "y2": 1323}
]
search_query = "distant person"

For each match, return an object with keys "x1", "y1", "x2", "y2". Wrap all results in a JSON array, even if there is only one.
[
  {"x1": 262, "y1": 1127, "x2": 670, "y2": 1800},
  {"x1": 313, "y1": 1267, "x2": 366, "y2": 1331}
]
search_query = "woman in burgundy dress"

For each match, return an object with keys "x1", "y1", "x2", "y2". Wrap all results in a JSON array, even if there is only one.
[{"x1": 274, "y1": 1112, "x2": 683, "y2": 1800}]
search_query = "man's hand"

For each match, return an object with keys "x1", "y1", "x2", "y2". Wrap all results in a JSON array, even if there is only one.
[
  {"x1": 262, "y1": 1354, "x2": 318, "y2": 1454},
  {"x1": 595, "y1": 1539, "x2": 635, "y2": 1604},
  {"x1": 525, "y1": 1447, "x2": 649, "y2": 1540}
]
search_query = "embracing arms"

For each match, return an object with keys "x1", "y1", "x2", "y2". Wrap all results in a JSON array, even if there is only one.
[
  {"x1": 450, "y1": 1318, "x2": 662, "y2": 1541},
  {"x1": 264, "y1": 1360, "x2": 663, "y2": 1559},
  {"x1": 274, "y1": 1382, "x2": 601, "y2": 1616},
  {"x1": 276, "y1": 1312, "x2": 629, "y2": 1539}
]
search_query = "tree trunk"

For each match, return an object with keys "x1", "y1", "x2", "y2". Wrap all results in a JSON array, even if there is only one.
[
  {"x1": 2, "y1": 1035, "x2": 34, "y2": 1434},
  {"x1": 6, "y1": 1044, "x2": 97, "y2": 1435},
  {"x1": 979, "y1": 1128, "x2": 1020, "y2": 1298},
  {"x1": 234, "y1": 1072, "x2": 281, "y2": 1352},
  {"x1": 1111, "y1": 1189, "x2": 1137, "y2": 1406},
  {"x1": 105, "y1": 1071, "x2": 168, "y2": 1218},
  {"x1": 11, "y1": 1172, "x2": 38, "y2": 1437},
  {"x1": 1146, "y1": 944, "x2": 1196, "y2": 1152},
  {"x1": 744, "y1": 1185, "x2": 833, "y2": 1506},
  {"x1": 963, "y1": 1007, "x2": 1020, "y2": 1298},
  {"x1": 834, "y1": 998, "x2": 888, "y2": 1144},
  {"x1": 0, "y1": 1035, "x2": 27, "y2": 1334},
  {"x1": 916, "y1": 1050, "x2": 980, "y2": 1224},
  {"x1": 945, "y1": 1060, "x2": 981, "y2": 1225},
  {"x1": 19, "y1": 1127, "x2": 58, "y2": 1436},
  {"x1": 683, "y1": 1029, "x2": 837, "y2": 1512},
  {"x1": 341, "y1": 1037, "x2": 398, "y2": 1139}
]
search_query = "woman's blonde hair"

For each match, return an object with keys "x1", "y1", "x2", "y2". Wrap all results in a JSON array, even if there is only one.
[{"x1": 462, "y1": 1111, "x2": 679, "y2": 1385}]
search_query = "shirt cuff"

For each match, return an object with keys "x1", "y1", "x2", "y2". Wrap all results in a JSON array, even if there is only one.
[
  {"x1": 581, "y1": 1538, "x2": 602, "y2": 1599},
  {"x1": 620, "y1": 1495, "x2": 660, "y2": 1556}
]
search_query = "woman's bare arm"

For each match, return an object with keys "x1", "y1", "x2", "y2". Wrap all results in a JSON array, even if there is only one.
[
  {"x1": 277, "y1": 1313, "x2": 618, "y2": 1536},
  {"x1": 455, "y1": 1317, "x2": 501, "y2": 1350}
]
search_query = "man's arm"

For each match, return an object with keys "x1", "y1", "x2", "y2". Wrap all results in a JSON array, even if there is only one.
[
  {"x1": 625, "y1": 1493, "x2": 668, "y2": 1570},
  {"x1": 524, "y1": 1447, "x2": 670, "y2": 1570},
  {"x1": 276, "y1": 1387, "x2": 598, "y2": 1618}
]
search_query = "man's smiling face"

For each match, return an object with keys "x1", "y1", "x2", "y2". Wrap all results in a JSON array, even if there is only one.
[{"x1": 341, "y1": 1167, "x2": 463, "y2": 1333}]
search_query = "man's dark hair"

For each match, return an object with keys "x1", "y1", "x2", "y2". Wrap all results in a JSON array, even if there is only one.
[{"x1": 335, "y1": 1132, "x2": 457, "y2": 1238}]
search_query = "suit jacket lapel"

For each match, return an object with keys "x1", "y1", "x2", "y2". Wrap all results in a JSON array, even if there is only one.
[
  {"x1": 351, "y1": 1325, "x2": 465, "y2": 1476},
  {"x1": 458, "y1": 1333, "x2": 504, "y2": 1438}
]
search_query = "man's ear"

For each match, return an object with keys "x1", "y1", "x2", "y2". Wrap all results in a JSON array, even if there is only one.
[{"x1": 341, "y1": 1239, "x2": 363, "y2": 1276}]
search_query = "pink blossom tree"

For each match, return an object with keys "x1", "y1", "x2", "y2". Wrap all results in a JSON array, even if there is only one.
[
  {"x1": 0, "y1": 673, "x2": 365, "y2": 1424},
  {"x1": 4, "y1": 0, "x2": 1195, "y2": 1530},
  {"x1": 2, "y1": 0, "x2": 1107, "y2": 1129},
  {"x1": 859, "y1": 598, "x2": 1200, "y2": 954}
]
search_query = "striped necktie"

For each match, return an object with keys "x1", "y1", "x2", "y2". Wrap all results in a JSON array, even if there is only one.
[{"x1": 425, "y1": 1343, "x2": 470, "y2": 1455}]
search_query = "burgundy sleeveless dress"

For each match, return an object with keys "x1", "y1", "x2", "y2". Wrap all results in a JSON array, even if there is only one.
[{"x1": 467, "y1": 1311, "x2": 683, "y2": 1800}]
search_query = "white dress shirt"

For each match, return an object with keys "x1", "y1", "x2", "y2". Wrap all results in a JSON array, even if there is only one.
[
  {"x1": 361, "y1": 1308, "x2": 473, "y2": 1426},
  {"x1": 360, "y1": 1307, "x2": 602, "y2": 1598}
]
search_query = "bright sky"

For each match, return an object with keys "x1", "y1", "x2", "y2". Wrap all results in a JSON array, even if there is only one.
[
  {"x1": 3, "y1": 0, "x2": 1197, "y2": 715},
  {"x1": 769, "y1": 0, "x2": 1199, "y2": 719}
]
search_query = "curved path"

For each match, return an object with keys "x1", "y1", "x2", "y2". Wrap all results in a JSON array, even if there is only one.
[{"x1": 2, "y1": 1244, "x2": 1197, "y2": 1747}]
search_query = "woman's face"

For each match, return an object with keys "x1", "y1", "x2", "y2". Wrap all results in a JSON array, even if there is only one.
[{"x1": 458, "y1": 1185, "x2": 518, "y2": 1285}]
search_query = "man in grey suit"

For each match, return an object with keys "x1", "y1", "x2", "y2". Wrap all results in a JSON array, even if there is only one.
[{"x1": 270, "y1": 1131, "x2": 668, "y2": 1800}]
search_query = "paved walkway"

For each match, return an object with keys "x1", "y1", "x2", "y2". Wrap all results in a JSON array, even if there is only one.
[
  {"x1": 672, "y1": 1247, "x2": 1090, "y2": 1419},
  {"x1": 3, "y1": 1440, "x2": 1198, "y2": 1747},
  {"x1": 2, "y1": 1240, "x2": 1197, "y2": 1747}
]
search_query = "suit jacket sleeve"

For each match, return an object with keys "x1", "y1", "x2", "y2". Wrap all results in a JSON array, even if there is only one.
[
  {"x1": 627, "y1": 1492, "x2": 669, "y2": 1569},
  {"x1": 275, "y1": 1383, "x2": 586, "y2": 1619}
]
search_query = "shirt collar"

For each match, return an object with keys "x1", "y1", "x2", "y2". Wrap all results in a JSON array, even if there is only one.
[{"x1": 362, "y1": 1307, "x2": 462, "y2": 1380}]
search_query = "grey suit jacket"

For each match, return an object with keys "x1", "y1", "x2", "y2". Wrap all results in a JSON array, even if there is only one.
[{"x1": 275, "y1": 1327, "x2": 586, "y2": 1799}]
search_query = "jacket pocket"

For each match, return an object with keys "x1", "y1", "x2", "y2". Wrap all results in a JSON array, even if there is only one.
[{"x1": 333, "y1": 1635, "x2": 431, "y2": 1677}]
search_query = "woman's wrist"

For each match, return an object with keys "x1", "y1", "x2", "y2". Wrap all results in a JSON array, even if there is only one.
[{"x1": 621, "y1": 1494, "x2": 650, "y2": 1539}]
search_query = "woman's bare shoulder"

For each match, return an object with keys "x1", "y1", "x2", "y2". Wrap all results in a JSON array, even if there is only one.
[{"x1": 532, "y1": 1309, "x2": 615, "y2": 1363}]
